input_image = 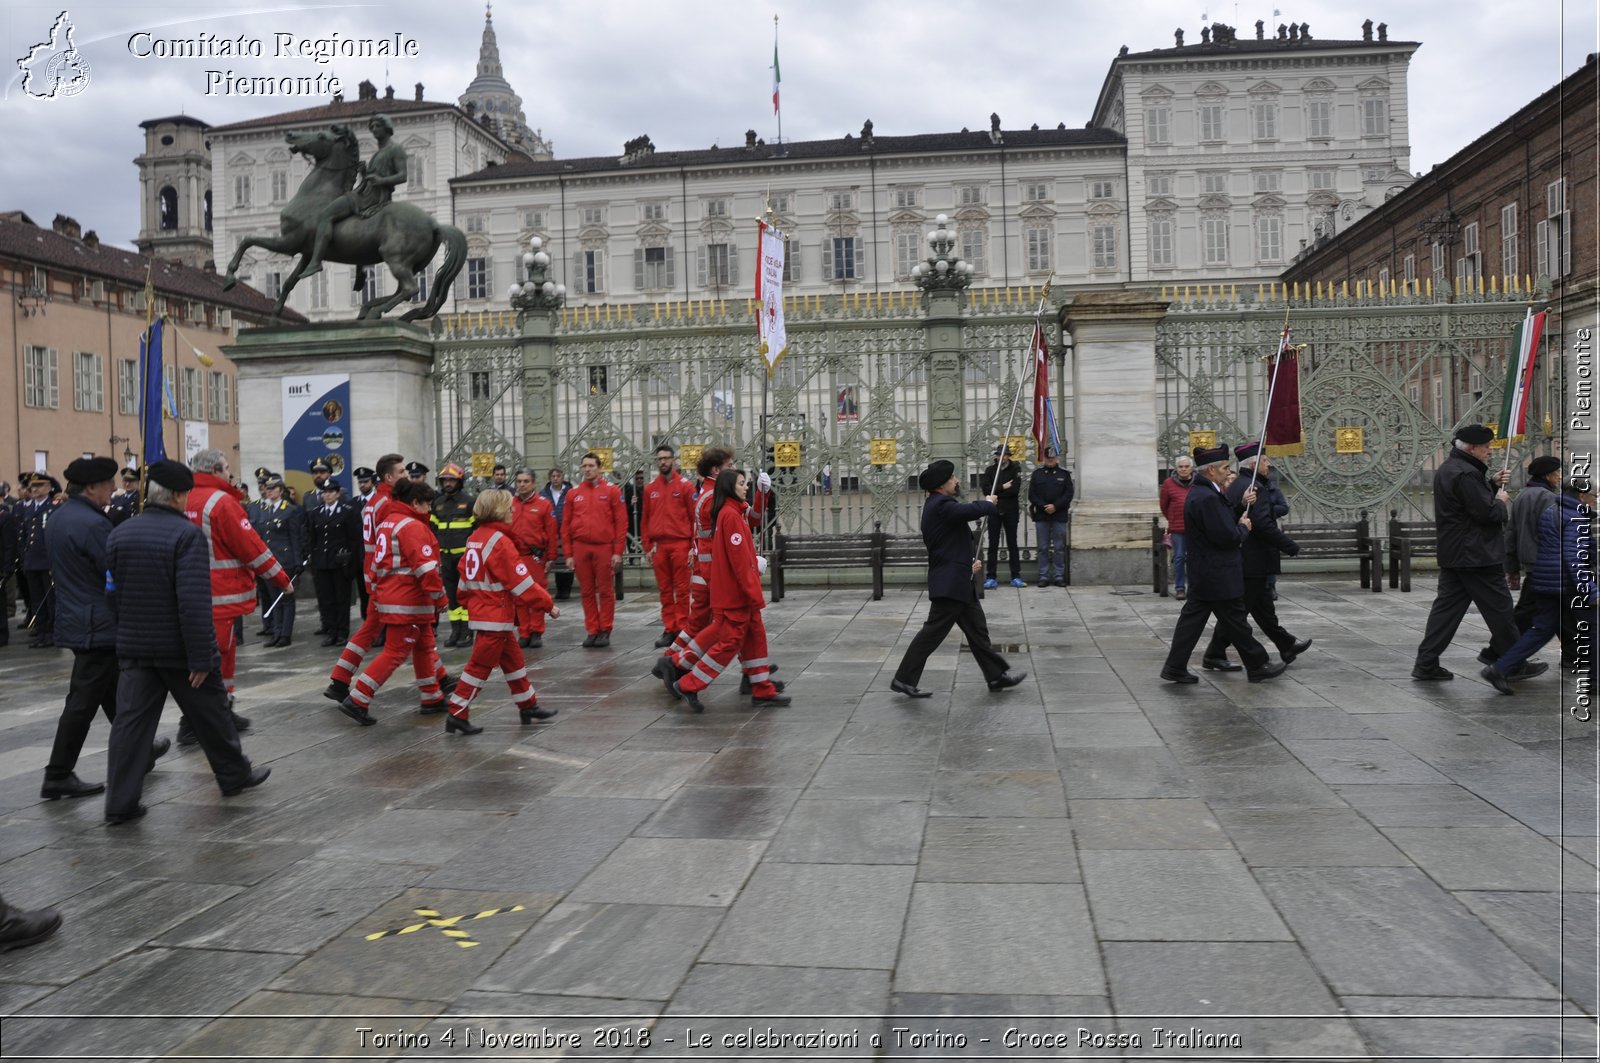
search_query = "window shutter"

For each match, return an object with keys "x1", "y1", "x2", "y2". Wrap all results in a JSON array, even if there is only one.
[
  {"x1": 697, "y1": 246, "x2": 707, "y2": 288},
  {"x1": 1560, "y1": 212, "x2": 1571, "y2": 276},
  {"x1": 853, "y1": 238, "x2": 864, "y2": 280},
  {"x1": 727, "y1": 243, "x2": 739, "y2": 287},
  {"x1": 663, "y1": 246, "x2": 676, "y2": 289},
  {"x1": 572, "y1": 251, "x2": 583, "y2": 293},
  {"x1": 1535, "y1": 220, "x2": 1549, "y2": 278},
  {"x1": 48, "y1": 348, "x2": 59, "y2": 408},
  {"x1": 634, "y1": 248, "x2": 645, "y2": 290},
  {"x1": 787, "y1": 240, "x2": 801, "y2": 283},
  {"x1": 593, "y1": 252, "x2": 604, "y2": 294}
]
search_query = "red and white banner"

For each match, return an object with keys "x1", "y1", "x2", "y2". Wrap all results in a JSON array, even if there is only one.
[{"x1": 756, "y1": 220, "x2": 788, "y2": 371}]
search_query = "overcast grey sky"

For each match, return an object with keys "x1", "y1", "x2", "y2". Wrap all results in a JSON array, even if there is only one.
[{"x1": 1, "y1": 0, "x2": 1594, "y2": 251}]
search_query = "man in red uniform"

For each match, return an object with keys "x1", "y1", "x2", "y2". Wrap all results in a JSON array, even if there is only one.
[
  {"x1": 326, "y1": 453, "x2": 404, "y2": 703},
  {"x1": 656, "y1": 448, "x2": 730, "y2": 687},
  {"x1": 509, "y1": 467, "x2": 557, "y2": 648},
  {"x1": 561, "y1": 452, "x2": 627, "y2": 647},
  {"x1": 642, "y1": 445, "x2": 696, "y2": 649},
  {"x1": 183, "y1": 449, "x2": 292, "y2": 743}
]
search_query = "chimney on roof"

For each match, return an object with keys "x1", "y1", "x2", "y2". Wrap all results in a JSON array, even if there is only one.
[
  {"x1": 1377, "y1": 22, "x2": 1387, "y2": 41},
  {"x1": 745, "y1": 129, "x2": 757, "y2": 149},
  {"x1": 358, "y1": 79, "x2": 377, "y2": 100},
  {"x1": 83, "y1": 230, "x2": 99, "y2": 248},
  {"x1": 384, "y1": 84, "x2": 395, "y2": 100},
  {"x1": 415, "y1": 82, "x2": 424, "y2": 101},
  {"x1": 333, "y1": 90, "x2": 344, "y2": 103},
  {"x1": 51, "y1": 214, "x2": 81, "y2": 240}
]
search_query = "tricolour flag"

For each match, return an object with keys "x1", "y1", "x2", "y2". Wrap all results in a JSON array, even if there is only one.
[
  {"x1": 1495, "y1": 307, "x2": 1547, "y2": 446},
  {"x1": 1029, "y1": 324, "x2": 1059, "y2": 461},
  {"x1": 772, "y1": 41, "x2": 780, "y2": 114},
  {"x1": 755, "y1": 220, "x2": 788, "y2": 371},
  {"x1": 1263, "y1": 324, "x2": 1304, "y2": 456}
]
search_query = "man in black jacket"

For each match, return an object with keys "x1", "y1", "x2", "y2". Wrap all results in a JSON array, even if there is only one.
[
  {"x1": 1028, "y1": 447, "x2": 1074, "y2": 587},
  {"x1": 980, "y1": 446, "x2": 1024, "y2": 588},
  {"x1": 1413, "y1": 425, "x2": 1546, "y2": 682},
  {"x1": 40, "y1": 457, "x2": 170, "y2": 800},
  {"x1": 249, "y1": 476, "x2": 308, "y2": 647},
  {"x1": 308, "y1": 479, "x2": 362, "y2": 646},
  {"x1": 107, "y1": 468, "x2": 141, "y2": 526},
  {"x1": 102, "y1": 460, "x2": 269, "y2": 825},
  {"x1": 1200, "y1": 443, "x2": 1312, "y2": 670},
  {"x1": 1160, "y1": 444, "x2": 1287, "y2": 684},
  {"x1": 890, "y1": 460, "x2": 1026, "y2": 698},
  {"x1": 20, "y1": 475, "x2": 59, "y2": 648}
]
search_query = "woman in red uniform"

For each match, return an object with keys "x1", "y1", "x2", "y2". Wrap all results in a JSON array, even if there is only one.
[
  {"x1": 672, "y1": 469, "x2": 791, "y2": 713},
  {"x1": 445, "y1": 490, "x2": 561, "y2": 734},
  {"x1": 337, "y1": 480, "x2": 450, "y2": 725}
]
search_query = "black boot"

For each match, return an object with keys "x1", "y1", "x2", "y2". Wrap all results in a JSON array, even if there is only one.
[
  {"x1": 519, "y1": 703, "x2": 558, "y2": 723},
  {"x1": 0, "y1": 902, "x2": 62, "y2": 952}
]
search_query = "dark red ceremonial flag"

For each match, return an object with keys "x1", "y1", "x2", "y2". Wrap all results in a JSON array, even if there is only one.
[{"x1": 1264, "y1": 349, "x2": 1304, "y2": 457}]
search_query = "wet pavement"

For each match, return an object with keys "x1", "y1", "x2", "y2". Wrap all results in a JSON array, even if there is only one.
[{"x1": 0, "y1": 577, "x2": 1594, "y2": 1061}]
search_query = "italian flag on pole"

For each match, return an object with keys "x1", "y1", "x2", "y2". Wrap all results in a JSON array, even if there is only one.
[
  {"x1": 1495, "y1": 307, "x2": 1547, "y2": 446},
  {"x1": 772, "y1": 42, "x2": 780, "y2": 113}
]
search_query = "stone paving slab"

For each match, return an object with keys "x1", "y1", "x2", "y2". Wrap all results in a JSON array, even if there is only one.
[{"x1": 0, "y1": 578, "x2": 1592, "y2": 1058}]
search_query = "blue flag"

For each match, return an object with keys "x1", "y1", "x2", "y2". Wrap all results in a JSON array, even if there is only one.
[{"x1": 139, "y1": 319, "x2": 166, "y2": 464}]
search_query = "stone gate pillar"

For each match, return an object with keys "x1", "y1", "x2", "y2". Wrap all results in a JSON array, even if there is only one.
[
  {"x1": 519, "y1": 307, "x2": 559, "y2": 474},
  {"x1": 1064, "y1": 290, "x2": 1169, "y2": 584},
  {"x1": 924, "y1": 288, "x2": 966, "y2": 463}
]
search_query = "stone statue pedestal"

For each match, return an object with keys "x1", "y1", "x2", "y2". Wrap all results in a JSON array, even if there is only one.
[
  {"x1": 226, "y1": 320, "x2": 436, "y2": 489},
  {"x1": 1065, "y1": 291, "x2": 1168, "y2": 584}
]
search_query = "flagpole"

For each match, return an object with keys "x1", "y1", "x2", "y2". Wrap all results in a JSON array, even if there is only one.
[
  {"x1": 980, "y1": 278, "x2": 1053, "y2": 588},
  {"x1": 1501, "y1": 304, "x2": 1535, "y2": 475},
  {"x1": 1249, "y1": 307, "x2": 1292, "y2": 492},
  {"x1": 772, "y1": 15, "x2": 782, "y2": 149}
]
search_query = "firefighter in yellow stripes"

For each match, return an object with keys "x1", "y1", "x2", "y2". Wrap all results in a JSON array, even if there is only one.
[{"x1": 430, "y1": 463, "x2": 476, "y2": 647}]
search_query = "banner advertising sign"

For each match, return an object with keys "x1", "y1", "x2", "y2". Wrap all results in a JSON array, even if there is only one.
[
  {"x1": 282, "y1": 374, "x2": 353, "y2": 500},
  {"x1": 182, "y1": 420, "x2": 209, "y2": 463}
]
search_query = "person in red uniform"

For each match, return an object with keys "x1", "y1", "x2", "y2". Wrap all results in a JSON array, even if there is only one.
[
  {"x1": 655, "y1": 448, "x2": 731, "y2": 687},
  {"x1": 561, "y1": 452, "x2": 627, "y2": 647},
  {"x1": 443, "y1": 490, "x2": 561, "y2": 734},
  {"x1": 509, "y1": 467, "x2": 558, "y2": 648},
  {"x1": 182, "y1": 449, "x2": 291, "y2": 742},
  {"x1": 336, "y1": 479, "x2": 450, "y2": 725},
  {"x1": 672, "y1": 468, "x2": 791, "y2": 712},
  {"x1": 642, "y1": 444, "x2": 697, "y2": 649},
  {"x1": 325, "y1": 453, "x2": 404, "y2": 703}
]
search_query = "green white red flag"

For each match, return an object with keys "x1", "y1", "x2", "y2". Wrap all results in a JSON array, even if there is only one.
[
  {"x1": 772, "y1": 41, "x2": 780, "y2": 113},
  {"x1": 1496, "y1": 307, "x2": 1547, "y2": 445}
]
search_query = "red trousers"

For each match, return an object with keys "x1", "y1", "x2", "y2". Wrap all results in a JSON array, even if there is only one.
[
  {"x1": 212, "y1": 616, "x2": 239, "y2": 693},
  {"x1": 650, "y1": 540, "x2": 692, "y2": 633},
  {"x1": 331, "y1": 605, "x2": 385, "y2": 686},
  {"x1": 448, "y1": 631, "x2": 537, "y2": 720},
  {"x1": 514, "y1": 558, "x2": 549, "y2": 635},
  {"x1": 669, "y1": 583, "x2": 713, "y2": 668},
  {"x1": 678, "y1": 607, "x2": 777, "y2": 697},
  {"x1": 571, "y1": 541, "x2": 615, "y2": 635},
  {"x1": 349, "y1": 622, "x2": 446, "y2": 709}
]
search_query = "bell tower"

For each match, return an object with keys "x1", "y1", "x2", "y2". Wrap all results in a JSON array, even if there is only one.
[{"x1": 134, "y1": 115, "x2": 214, "y2": 269}]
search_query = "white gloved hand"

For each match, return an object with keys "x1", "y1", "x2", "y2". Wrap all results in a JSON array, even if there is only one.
[
  {"x1": 756, "y1": 555, "x2": 769, "y2": 575},
  {"x1": 756, "y1": 470, "x2": 773, "y2": 492}
]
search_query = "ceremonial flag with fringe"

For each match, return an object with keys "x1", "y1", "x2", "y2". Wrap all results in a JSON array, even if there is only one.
[
  {"x1": 1029, "y1": 324, "x2": 1060, "y2": 460},
  {"x1": 1495, "y1": 307, "x2": 1546, "y2": 446},
  {"x1": 139, "y1": 318, "x2": 166, "y2": 464},
  {"x1": 755, "y1": 220, "x2": 788, "y2": 371},
  {"x1": 1263, "y1": 324, "x2": 1304, "y2": 456}
]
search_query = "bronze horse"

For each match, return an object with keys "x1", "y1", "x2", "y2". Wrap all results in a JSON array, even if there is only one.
[{"x1": 222, "y1": 126, "x2": 467, "y2": 322}]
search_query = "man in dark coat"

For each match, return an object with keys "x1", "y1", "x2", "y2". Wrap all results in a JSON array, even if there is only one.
[
  {"x1": 1413, "y1": 425, "x2": 1546, "y2": 681},
  {"x1": 891, "y1": 460, "x2": 1027, "y2": 698},
  {"x1": 41, "y1": 458, "x2": 170, "y2": 800},
  {"x1": 0, "y1": 489, "x2": 15, "y2": 647},
  {"x1": 102, "y1": 460, "x2": 269, "y2": 824},
  {"x1": 1027, "y1": 447, "x2": 1074, "y2": 587},
  {"x1": 301, "y1": 459, "x2": 333, "y2": 509},
  {"x1": 20, "y1": 474, "x2": 59, "y2": 648},
  {"x1": 541, "y1": 466, "x2": 575, "y2": 600},
  {"x1": 1200, "y1": 443, "x2": 1312, "y2": 669},
  {"x1": 351, "y1": 467, "x2": 376, "y2": 618},
  {"x1": 979, "y1": 446, "x2": 1024, "y2": 587},
  {"x1": 248, "y1": 476, "x2": 308, "y2": 647},
  {"x1": 1503, "y1": 455, "x2": 1564, "y2": 635},
  {"x1": 107, "y1": 468, "x2": 141, "y2": 526},
  {"x1": 307, "y1": 479, "x2": 362, "y2": 646},
  {"x1": 1159, "y1": 444, "x2": 1287, "y2": 684}
]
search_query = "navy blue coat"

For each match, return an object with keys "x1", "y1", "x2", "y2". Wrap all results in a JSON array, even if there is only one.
[
  {"x1": 1227, "y1": 475, "x2": 1299, "y2": 578},
  {"x1": 1531, "y1": 493, "x2": 1596, "y2": 602},
  {"x1": 106, "y1": 504, "x2": 219, "y2": 672},
  {"x1": 45, "y1": 495, "x2": 115, "y2": 650},
  {"x1": 1028, "y1": 465, "x2": 1075, "y2": 521},
  {"x1": 0, "y1": 502, "x2": 16, "y2": 579},
  {"x1": 308, "y1": 497, "x2": 363, "y2": 571},
  {"x1": 20, "y1": 499, "x2": 55, "y2": 572},
  {"x1": 248, "y1": 498, "x2": 309, "y2": 573},
  {"x1": 921, "y1": 492, "x2": 998, "y2": 602},
  {"x1": 1182, "y1": 477, "x2": 1249, "y2": 600},
  {"x1": 107, "y1": 489, "x2": 140, "y2": 527}
]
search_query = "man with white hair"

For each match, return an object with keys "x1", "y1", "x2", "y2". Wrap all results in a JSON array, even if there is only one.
[
  {"x1": 1159, "y1": 444, "x2": 1286, "y2": 684},
  {"x1": 1159, "y1": 454, "x2": 1195, "y2": 599}
]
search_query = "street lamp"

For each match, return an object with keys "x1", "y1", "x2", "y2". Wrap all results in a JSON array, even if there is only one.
[
  {"x1": 507, "y1": 235, "x2": 567, "y2": 312},
  {"x1": 912, "y1": 214, "x2": 974, "y2": 292}
]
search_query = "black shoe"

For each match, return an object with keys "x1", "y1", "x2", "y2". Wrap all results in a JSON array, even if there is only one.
[
  {"x1": 323, "y1": 680, "x2": 350, "y2": 703},
  {"x1": 1476, "y1": 648, "x2": 1496, "y2": 666},
  {"x1": 1481, "y1": 664, "x2": 1516, "y2": 694},
  {"x1": 987, "y1": 671, "x2": 1027, "y2": 692},
  {"x1": 40, "y1": 773, "x2": 105, "y2": 800},
  {"x1": 105, "y1": 805, "x2": 147, "y2": 826},
  {"x1": 418, "y1": 698, "x2": 448, "y2": 715},
  {"x1": 272, "y1": 637, "x2": 292, "y2": 648},
  {"x1": 1411, "y1": 664, "x2": 1454, "y2": 681},
  {"x1": 336, "y1": 698, "x2": 376, "y2": 726},
  {"x1": 1247, "y1": 661, "x2": 1288, "y2": 682},
  {"x1": 1281, "y1": 638, "x2": 1313, "y2": 664},
  {"x1": 145, "y1": 736, "x2": 171, "y2": 775},
  {"x1": 1160, "y1": 668, "x2": 1199, "y2": 684},
  {"x1": 753, "y1": 693, "x2": 792, "y2": 706},
  {"x1": 445, "y1": 715, "x2": 483, "y2": 735},
  {"x1": 256, "y1": 628, "x2": 271, "y2": 638},
  {"x1": 313, "y1": 627, "x2": 327, "y2": 636},
  {"x1": 654, "y1": 629, "x2": 676, "y2": 649},
  {"x1": 520, "y1": 705, "x2": 558, "y2": 723},
  {"x1": 221, "y1": 765, "x2": 271, "y2": 796},
  {"x1": 739, "y1": 673, "x2": 751, "y2": 695},
  {"x1": 595, "y1": 631, "x2": 611, "y2": 647},
  {"x1": 656, "y1": 657, "x2": 684, "y2": 699},
  {"x1": 444, "y1": 622, "x2": 463, "y2": 648},
  {"x1": 1201, "y1": 657, "x2": 1241, "y2": 672},
  {"x1": 525, "y1": 632, "x2": 542, "y2": 648},
  {"x1": 890, "y1": 679, "x2": 934, "y2": 698},
  {"x1": 230, "y1": 711, "x2": 252, "y2": 734},
  {"x1": 0, "y1": 904, "x2": 62, "y2": 952},
  {"x1": 672, "y1": 680, "x2": 705, "y2": 713},
  {"x1": 582, "y1": 634, "x2": 598, "y2": 648},
  {"x1": 176, "y1": 721, "x2": 198, "y2": 747},
  {"x1": 321, "y1": 636, "x2": 341, "y2": 647},
  {"x1": 1508, "y1": 661, "x2": 1549, "y2": 681}
]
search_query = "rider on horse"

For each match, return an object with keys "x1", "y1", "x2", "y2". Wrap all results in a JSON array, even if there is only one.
[{"x1": 302, "y1": 114, "x2": 407, "y2": 279}]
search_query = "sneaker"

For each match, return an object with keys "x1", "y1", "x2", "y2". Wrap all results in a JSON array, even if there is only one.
[
  {"x1": 1009, "y1": 577, "x2": 1026, "y2": 588},
  {"x1": 1480, "y1": 664, "x2": 1515, "y2": 695},
  {"x1": 983, "y1": 578, "x2": 998, "y2": 590}
]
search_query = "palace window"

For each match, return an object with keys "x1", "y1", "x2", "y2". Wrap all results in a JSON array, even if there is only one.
[
  {"x1": 1149, "y1": 216, "x2": 1175, "y2": 268},
  {"x1": 1307, "y1": 98, "x2": 1332, "y2": 139},
  {"x1": 1202, "y1": 216, "x2": 1230, "y2": 265},
  {"x1": 635, "y1": 245, "x2": 674, "y2": 290},
  {"x1": 1028, "y1": 226, "x2": 1054, "y2": 272},
  {"x1": 831, "y1": 237, "x2": 860, "y2": 280},
  {"x1": 208, "y1": 371, "x2": 231, "y2": 422},
  {"x1": 73, "y1": 351, "x2": 103, "y2": 412},
  {"x1": 1089, "y1": 223, "x2": 1115, "y2": 270},
  {"x1": 24, "y1": 346, "x2": 57, "y2": 408},
  {"x1": 1197, "y1": 101, "x2": 1225, "y2": 142},
  {"x1": 1145, "y1": 105, "x2": 1170, "y2": 144},
  {"x1": 118, "y1": 358, "x2": 138, "y2": 415},
  {"x1": 1500, "y1": 203, "x2": 1518, "y2": 278},
  {"x1": 467, "y1": 257, "x2": 490, "y2": 299}
]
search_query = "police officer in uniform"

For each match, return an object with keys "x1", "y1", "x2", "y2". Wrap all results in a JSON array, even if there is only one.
[
  {"x1": 430, "y1": 463, "x2": 477, "y2": 646},
  {"x1": 21, "y1": 474, "x2": 61, "y2": 648},
  {"x1": 248, "y1": 476, "x2": 308, "y2": 647},
  {"x1": 351, "y1": 467, "x2": 377, "y2": 618},
  {"x1": 303, "y1": 459, "x2": 333, "y2": 509},
  {"x1": 308, "y1": 478, "x2": 362, "y2": 646},
  {"x1": 406, "y1": 460, "x2": 430, "y2": 484},
  {"x1": 108, "y1": 468, "x2": 141, "y2": 527},
  {"x1": 0, "y1": 481, "x2": 17, "y2": 646}
]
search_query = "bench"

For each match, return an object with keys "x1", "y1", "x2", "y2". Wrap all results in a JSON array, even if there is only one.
[
  {"x1": 1388, "y1": 512, "x2": 1439, "y2": 592},
  {"x1": 871, "y1": 523, "x2": 927, "y2": 600},
  {"x1": 1281, "y1": 511, "x2": 1383, "y2": 592},
  {"x1": 770, "y1": 532, "x2": 876, "y2": 602}
]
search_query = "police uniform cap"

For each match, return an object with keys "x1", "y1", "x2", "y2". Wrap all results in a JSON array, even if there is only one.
[
  {"x1": 353, "y1": 467, "x2": 375, "y2": 481},
  {"x1": 918, "y1": 459, "x2": 956, "y2": 492},
  {"x1": 146, "y1": 460, "x2": 195, "y2": 491},
  {"x1": 262, "y1": 475, "x2": 286, "y2": 490},
  {"x1": 1528, "y1": 455, "x2": 1562, "y2": 478},
  {"x1": 405, "y1": 461, "x2": 429, "y2": 476},
  {"x1": 1233, "y1": 441, "x2": 1262, "y2": 463},
  {"x1": 120, "y1": 468, "x2": 140, "y2": 482},
  {"x1": 253, "y1": 465, "x2": 271, "y2": 479},
  {"x1": 65, "y1": 456, "x2": 120, "y2": 486},
  {"x1": 1454, "y1": 424, "x2": 1495, "y2": 446},
  {"x1": 309, "y1": 459, "x2": 333, "y2": 474},
  {"x1": 18, "y1": 472, "x2": 34, "y2": 487},
  {"x1": 319, "y1": 478, "x2": 344, "y2": 493},
  {"x1": 40, "y1": 475, "x2": 62, "y2": 494},
  {"x1": 1193, "y1": 443, "x2": 1231, "y2": 466}
]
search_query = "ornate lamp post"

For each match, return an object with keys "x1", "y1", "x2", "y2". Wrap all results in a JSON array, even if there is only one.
[
  {"x1": 508, "y1": 236, "x2": 566, "y2": 312},
  {"x1": 912, "y1": 214, "x2": 974, "y2": 293}
]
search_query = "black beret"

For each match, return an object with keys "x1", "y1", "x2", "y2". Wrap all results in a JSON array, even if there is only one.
[
  {"x1": 146, "y1": 460, "x2": 194, "y2": 491},
  {"x1": 992, "y1": 444, "x2": 1007, "y2": 456},
  {"x1": 353, "y1": 467, "x2": 375, "y2": 480},
  {"x1": 309, "y1": 459, "x2": 333, "y2": 474},
  {"x1": 405, "y1": 461, "x2": 429, "y2": 476},
  {"x1": 65, "y1": 456, "x2": 120, "y2": 486},
  {"x1": 918, "y1": 459, "x2": 956, "y2": 493},
  {"x1": 1233, "y1": 441, "x2": 1261, "y2": 463},
  {"x1": 1454, "y1": 424, "x2": 1495, "y2": 446},
  {"x1": 319, "y1": 478, "x2": 344, "y2": 492},
  {"x1": 1193, "y1": 444, "x2": 1231, "y2": 466},
  {"x1": 1528, "y1": 455, "x2": 1562, "y2": 478}
]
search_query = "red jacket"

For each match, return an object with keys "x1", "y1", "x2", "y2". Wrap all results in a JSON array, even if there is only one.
[
  {"x1": 709, "y1": 498, "x2": 765, "y2": 611},
  {"x1": 458, "y1": 521, "x2": 555, "y2": 632},
  {"x1": 509, "y1": 492, "x2": 556, "y2": 557},
  {"x1": 372, "y1": 509, "x2": 447, "y2": 624},
  {"x1": 561, "y1": 477, "x2": 627, "y2": 555},
  {"x1": 1159, "y1": 474, "x2": 1193, "y2": 534},
  {"x1": 689, "y1": 485, "x2": 716, "y2": 589},
  {"x1": 642, "y1": 471, "x2": 696, "y2": 549},
  {"x1": 362, "y1": 481, "x2": 395, "y2": 584},
  {"x1": 186, "y1": 471, "x2": 291, "y2": 618}
]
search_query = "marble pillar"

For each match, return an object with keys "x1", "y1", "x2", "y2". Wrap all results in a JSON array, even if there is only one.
[{"x1": 518, "y1": 307, "x2": 559, "y2": 474}]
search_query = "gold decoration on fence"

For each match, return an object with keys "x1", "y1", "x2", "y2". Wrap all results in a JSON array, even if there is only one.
[
  {"x1": 469, "y1": 451, "x2": 497, "y2": 478},
  {"x1": 678, "y1": 444, "x2": 704, "y2": 470},
  {"x1": 1334, "y1": 427, "x2": 1364, "y2": 454},
  {"x1": 869, "y1": 438, "x2": 898, "y2": 466},
  {"x1": 773, "y1": 440, "x2": 802, "y2": 468},
  {"x1": 591, "y1": 447, "x2": 614, "y2": 472},
  {"x1": 1187, "y1": 430, "x2": 1218, "y2": 452}
]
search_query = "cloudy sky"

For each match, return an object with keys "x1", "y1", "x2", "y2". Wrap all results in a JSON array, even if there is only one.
[{"x1": 1, "y1": 0, "x2": 1593, "y2": 251}]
